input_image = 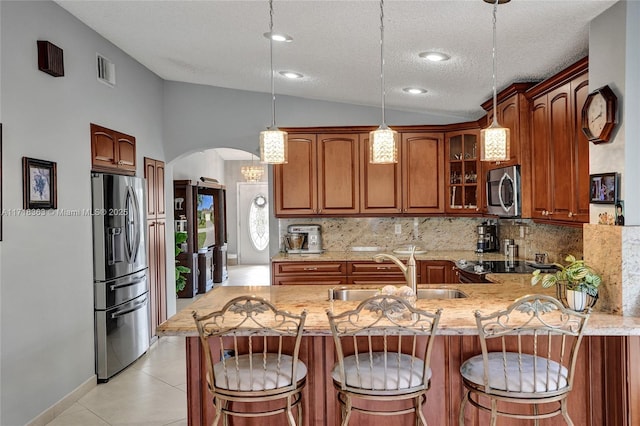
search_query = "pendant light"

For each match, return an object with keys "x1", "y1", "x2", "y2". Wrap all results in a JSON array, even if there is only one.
[
  {"x1": 369, "y1": 0, "x2": 398, "y2": 164},
  {"x1": 259, "y1": 0, "x2": 288, "y2": 164},
  {"x1": 480, "y1": 0, "x2": 511, "y2": 162}
]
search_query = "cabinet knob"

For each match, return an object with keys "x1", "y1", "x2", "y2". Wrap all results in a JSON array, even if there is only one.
[
  {"x1": 303, "y1": 267, "x2": 318, "y2": 271},
  {"x1": 376, "y1": 266, "x2": 391, "y2": 270},
  {"x1": 568, "y1": 212, "x2": 573, "y2": 217}
]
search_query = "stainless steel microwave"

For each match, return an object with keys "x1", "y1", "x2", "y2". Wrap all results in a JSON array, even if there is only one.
[{"x1": 486, "y1": 165, "x2": 521, "y2": 217}]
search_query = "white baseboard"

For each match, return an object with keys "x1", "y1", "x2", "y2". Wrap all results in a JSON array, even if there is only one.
[{"x1": 26, "y1": 375, "x2": 97, "y2": 426}]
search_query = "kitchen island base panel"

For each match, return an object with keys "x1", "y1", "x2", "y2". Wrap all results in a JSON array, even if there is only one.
[{"x1": 184, "y1": 335, "x2": 634, "y2": 426}]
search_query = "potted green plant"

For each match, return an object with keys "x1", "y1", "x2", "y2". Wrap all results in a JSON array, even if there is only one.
[
  {"x1": 175, "y1": 232, "x2": 191, "y2": 293},
  {"x1": 531, "y1": 254, "x2": 602, "y2": 311}
]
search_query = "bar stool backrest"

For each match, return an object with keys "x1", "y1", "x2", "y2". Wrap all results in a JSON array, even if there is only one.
[
  {"x1": 473, "y1": 294, "x2": 590, "y2": 398},
  {"x1": 327, "y1": 295, "x2": 442, "y2": 394},
  {"x1": 193, "y1": 296, "x2": 307, "y2": 396}
]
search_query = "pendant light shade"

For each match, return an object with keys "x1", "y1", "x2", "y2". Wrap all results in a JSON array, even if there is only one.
[
  {"x1": 260, "y1": 127, "x2": 288, "y2": 164},
  {"x1": 260, "y1": 0, "x2": 288, "y2": 164},
  {"x1": 370, "y1": 0, "x2": 398, "y2": 164},
  {"x1": 369, "y1": 125, "x2": 398, "y2": 164},
  {"x1": 480, "y1": 0, "x2": 511, "y2": 162}
]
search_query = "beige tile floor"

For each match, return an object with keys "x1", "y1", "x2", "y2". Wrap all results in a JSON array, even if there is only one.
[{"x1": 46, "y1": 264, "x2": 270, "y2": 426}]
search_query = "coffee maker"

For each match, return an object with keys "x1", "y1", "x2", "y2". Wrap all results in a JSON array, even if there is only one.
[
  {"x1": 285, "y1": 224, "x2": 323, "y2": 254},
  {"x1": 476, "y1": 221, "x2": 498, "y2": 253}
]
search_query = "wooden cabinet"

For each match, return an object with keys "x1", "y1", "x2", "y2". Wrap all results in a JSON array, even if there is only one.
[
  {"x1": 274, "y1": 134, "x2": 317, "y2": 216},
  {"x1": 420, "y1": 260, "x2": 455, "y2": 283},
  {"x1": 317, "y1": 134, "x2": 360, "y2": 214},
  {"x1": 401, "y1": 132, "x2": 445, "y2": 214},
  {"x1": 198, "y1": 248, "x2": 214, "y2": 294},
  {"x1": 445, "y1": 130, "x2": 481, "y2": 214},
  {"x1": 527, "y1": 58, "x2": 589, "y2": 225},
  {"x1": 144, "y1": 158, "x2": 167, "y2": 337},
  {"x1": 347, "y1": 260, "x2": 413, "y2": 285},
  {"x1": 273, "y1": 260, "x2": 459, "y2": 286},
  {"x1": 274, "y1": 133, "x2": 359, "y2": 216},
  {"x1": 360, "y1": 131, "x2": 446, "y2": 215},
  {"x1": 272, "y1": 261, "x2": 347, "y2": 286},
  {"x1": 176, "y1": 252, "x2": 198, "y2": 298},
  {"x1": 481, "y1": 84, "x2": 534, "y2": 216},
  {"x1": 91, "y1": 123, "x2": 136, "y2": 175},
  {"x1": 360, "y1": 133, "x2": 402, "y2": 214}
]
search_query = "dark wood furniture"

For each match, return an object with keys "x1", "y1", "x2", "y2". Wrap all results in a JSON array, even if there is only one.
[
  {"x1": 173, "y1": 179, "x2": 228, "y2": 297},
  {"x1": 90, "y1": 123, "x2": 136, "y2": 175},
  {"x1": 144, "y1": 157, "x2": 167, "y2": 337}
]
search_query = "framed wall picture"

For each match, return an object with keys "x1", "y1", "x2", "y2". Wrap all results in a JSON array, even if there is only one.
[
  {"x1": 22, "y1": 157, "x2": 57, "y2": 209},
  {"x1": 589, "y1": 172, "x2": 618, "y2": 204}
]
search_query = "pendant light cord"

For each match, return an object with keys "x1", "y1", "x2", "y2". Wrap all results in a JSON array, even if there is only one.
[
  {"x1": 491, "y1": 0, "x2": 499, "y2": 126},
  {"x1": 269, "y1": 0, "x2": 276, "y2": 129},
  {"x1": 379, "y1": 0, "x2": 386, "y2": 127}
]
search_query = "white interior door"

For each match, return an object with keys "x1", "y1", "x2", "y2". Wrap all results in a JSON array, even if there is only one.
[{"x1": 237, "y1": 182, "x2": 269, "y2": 264}]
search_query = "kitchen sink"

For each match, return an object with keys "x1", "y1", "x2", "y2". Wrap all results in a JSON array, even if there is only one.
[{"x1": 328, "y1": 287, "x2": 468, "y2": 301}]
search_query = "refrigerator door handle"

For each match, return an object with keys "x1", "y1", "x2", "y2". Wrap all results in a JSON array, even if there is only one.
[
  {"x1": 110, "y1": 295, "x2": 148, "y2": 319},
  {"x1": 109, "y1": 274, "x2": 147, "y2": 292},
  {"x1": 124, "y1": 186, "x2": 141, "y2": 264}
]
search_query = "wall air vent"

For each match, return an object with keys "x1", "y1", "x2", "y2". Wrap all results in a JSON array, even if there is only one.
[{"x1": 96, "y1": 54, "x2": 116, "y2": 87}]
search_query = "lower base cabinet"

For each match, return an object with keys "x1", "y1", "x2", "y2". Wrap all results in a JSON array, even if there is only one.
[
  {"x1": 176, "y1": 253, "x2": 198, "y2": 298},
  {"x1": 185, "y1": 335, "x2": 637, "y2": 425}
]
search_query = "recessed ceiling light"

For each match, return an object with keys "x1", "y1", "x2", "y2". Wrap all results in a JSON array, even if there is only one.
[
  {"x1": 403, "y1": 87, "x2": 428, "y2": 95},
  {"x1": 263, "y1": 32, "x2": 293, "y2": 42},
  {"x1": 279, "y1": 71, "x2": 304, "y2": 79},
  {"x1": 419, "y1": 51, "x2": 450, "y2": 62}
]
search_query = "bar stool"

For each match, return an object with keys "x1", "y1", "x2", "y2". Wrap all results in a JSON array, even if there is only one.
[
  {"x1": 192, "y1": 296, "x2": 307, "y2": 426},
  {"x1": 327, "y1": 295, "x2": 442, "y2": 425},
  {"x1": 459, "y1": 294, "x2": 590, "y2": 426}
]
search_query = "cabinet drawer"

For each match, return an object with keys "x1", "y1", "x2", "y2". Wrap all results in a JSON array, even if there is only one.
[
  {"x1": 273, "y1": 276, "x2": 348, "y2": 286},
  {"x1": 348, "y1": 261, "x2": 405, "y2": 275},
  {"x1": 348, "y1": 276, "x2": 408, "y2": 286},
  {"x1": 273, "y1": 261, "x2": 347, "y2": 275}
]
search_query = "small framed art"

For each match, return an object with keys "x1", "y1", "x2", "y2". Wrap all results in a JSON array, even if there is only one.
[
  {"x1": 589, "y1": 172, "x2": 618, "y2": 204},
  {"x1": 22, "y1": 157, "x2": 57, "y2": 209}
]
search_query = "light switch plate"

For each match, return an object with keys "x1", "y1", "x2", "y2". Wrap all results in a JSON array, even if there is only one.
[{"x1": 394, "y1": 224, "x2": 402, "y2": 235}]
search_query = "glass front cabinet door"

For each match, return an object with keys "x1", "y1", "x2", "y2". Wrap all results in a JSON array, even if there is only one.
[{"x1": 445, "y1": 130, "x2": 481, "y2": 214}]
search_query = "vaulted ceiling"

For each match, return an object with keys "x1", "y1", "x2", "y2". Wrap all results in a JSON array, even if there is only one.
[{"x1": 56, "y1": 0, "x2": 617, "y2": 121}]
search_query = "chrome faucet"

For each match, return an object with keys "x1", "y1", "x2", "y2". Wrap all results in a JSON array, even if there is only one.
[{"x1": 373, "y1": 247, "x2": 417, "y2": 296}]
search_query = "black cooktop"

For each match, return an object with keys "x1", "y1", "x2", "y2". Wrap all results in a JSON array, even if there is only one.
[{"x1": 456, "y1": 260, "x2": 557, "y2": 275}]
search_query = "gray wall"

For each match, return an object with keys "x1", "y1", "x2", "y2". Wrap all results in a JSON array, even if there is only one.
[
  {"x1": 589, "y1": 0, "x2": 640, "y2": 225},
  {"x1": 0, "y1": 1, "x2": 165, "y2": 424}
]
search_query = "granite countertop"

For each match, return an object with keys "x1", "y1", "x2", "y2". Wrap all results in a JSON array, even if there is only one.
[
  {"x1": 271, "y1": 250, "x2": 507, "y2": 262},
  {"x1": 157, "y1": 276, "x2": 640, "y2": 337}
]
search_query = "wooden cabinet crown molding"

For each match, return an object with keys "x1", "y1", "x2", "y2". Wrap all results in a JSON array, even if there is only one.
[{"x1": 525, "y1": 57, "x2": 588, "y2": 100}]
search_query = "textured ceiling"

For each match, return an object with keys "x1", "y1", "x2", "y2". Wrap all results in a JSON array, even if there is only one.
[{"x1": 55, "y1": 0, "x2": 617, "y2": 121}]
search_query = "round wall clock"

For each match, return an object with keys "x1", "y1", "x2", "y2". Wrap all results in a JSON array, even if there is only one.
[{"x1": 581, "y1": 85, "x2": 617, "y2": 144}]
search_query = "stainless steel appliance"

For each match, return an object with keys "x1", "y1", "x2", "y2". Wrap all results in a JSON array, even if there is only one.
[
  {"x1": 92, "y1": 173, "x2": 150, "y2": 382},
  {"x1": 486, "y1": 165, "x2": 521, "y2": 217},
  {"x1": 476, "y1": 221, "x2": 498, "y2": 253},
  {"x1": 454, "y1": 259, "x2": 558, "y2": 283},
  {"x1": 285, "y1": 224, "x2": 323, "y2": 253}
]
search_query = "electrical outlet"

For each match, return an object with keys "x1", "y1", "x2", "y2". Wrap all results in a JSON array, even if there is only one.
[{"x1": 394, "y1": 224, "x2": 402, "y2": 235}]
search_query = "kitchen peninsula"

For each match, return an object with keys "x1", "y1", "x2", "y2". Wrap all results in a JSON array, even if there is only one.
[{"x1": 158, "y1": 259, "x2": 640, "y2": 426}]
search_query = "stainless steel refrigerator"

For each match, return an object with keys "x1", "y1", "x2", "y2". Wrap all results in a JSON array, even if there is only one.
[{"x1": 92, "y1": 172, "x2": 150, "y2": 382}]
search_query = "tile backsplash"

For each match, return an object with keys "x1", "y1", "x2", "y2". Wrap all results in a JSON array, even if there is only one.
[{"x1": 278, "y1": 217, "x2": 583, "y2": 261}]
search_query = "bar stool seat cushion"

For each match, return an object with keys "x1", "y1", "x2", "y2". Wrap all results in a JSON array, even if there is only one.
[
  {"x1": 460, "y1": 352, "x2": 569, "y2": 394},
  {"x1": 214, "y1": 354, "x2": 307, "y2": 391},
  {"x1": 332, "y1": 352, "x2": 429, "y2": 390}
]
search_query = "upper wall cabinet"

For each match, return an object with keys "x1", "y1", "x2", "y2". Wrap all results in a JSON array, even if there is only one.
[
  {"x1": 360, "y1": 132, "x2": 446, "y2": 215},
  {"x1": 274, "y1": 133, "x2": 360, "y2": 216},
  {"x1": 90, "y1": 123, "x2": 136, "y2": 175},
  {"x1": 402, "y1": 132, "x2": 445, "y2": 214},
  {"x1": 445, "y1": 130, "x2": 481, "y2": 215},
  {"x1": 527, "y1": 58, "x2": 589, "y2": 225}
]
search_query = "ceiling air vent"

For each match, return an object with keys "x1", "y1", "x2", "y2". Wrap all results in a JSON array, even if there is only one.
[{"x1": 96, "y1": 54, "x2": 115, "y2": 87}]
